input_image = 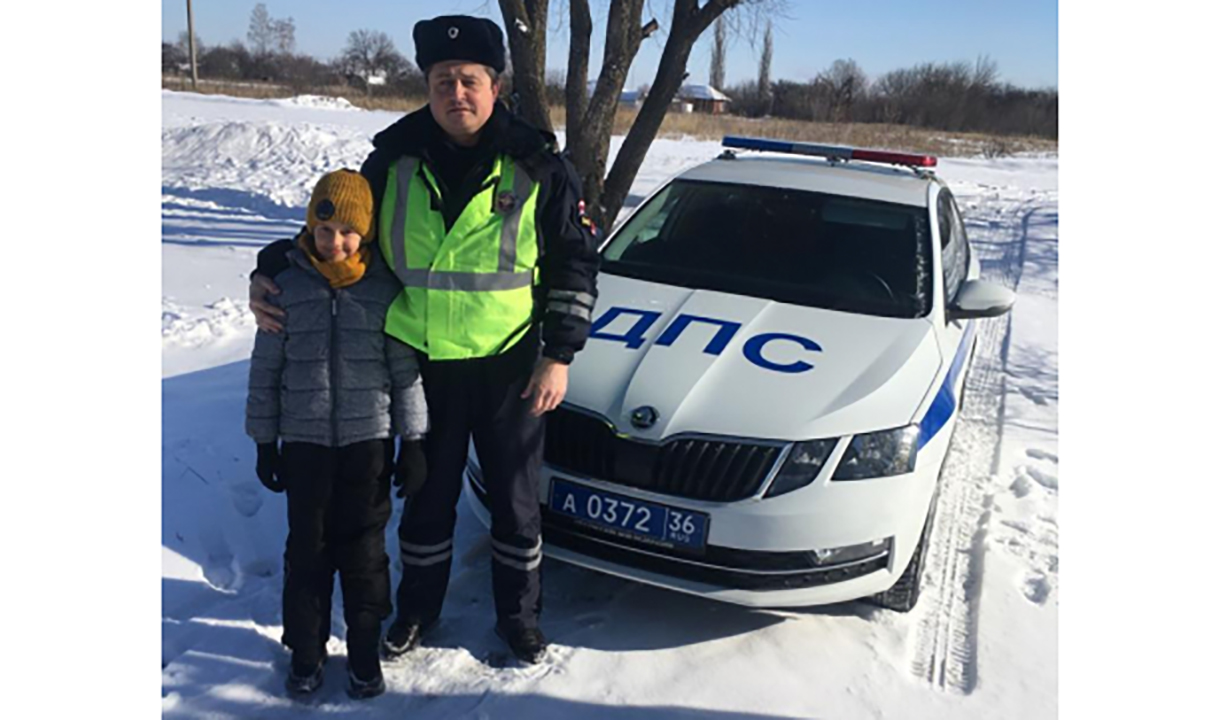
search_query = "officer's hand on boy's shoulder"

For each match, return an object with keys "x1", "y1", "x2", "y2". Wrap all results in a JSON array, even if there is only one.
[
  {"x1": 522, "y1": 357, "x2": 569, "y2": 417},
  {"x1": 256, "y1": 443, "x2": 285, "y2": 493},
  {"x1": 394, "y1": 439, "x2": 428, "y2": 499},
  {"x1": 249, "y1": 274, "x2": 286, "y2": 333}
]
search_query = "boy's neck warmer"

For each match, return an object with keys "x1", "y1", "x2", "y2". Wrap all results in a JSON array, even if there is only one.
[{"x1": 297, "y1": 230, "x2": 371, "y2": 289}]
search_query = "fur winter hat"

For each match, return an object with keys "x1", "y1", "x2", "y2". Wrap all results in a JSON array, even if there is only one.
[
  {"x1": 306, "y1": 169, "x2": 375, "y2": 241},
  {"x1": 413, "y1": 15, "x2": 506, "y2": 75}
]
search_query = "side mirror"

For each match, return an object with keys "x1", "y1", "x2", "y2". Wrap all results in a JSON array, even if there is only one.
[{"x1": 948, "y1": 279, "x2": 1016, "y2": 321}]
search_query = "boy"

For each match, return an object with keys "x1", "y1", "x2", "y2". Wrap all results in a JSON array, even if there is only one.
[{"x1": 245, "y1": 169, "x2": 428, "y2": 699}]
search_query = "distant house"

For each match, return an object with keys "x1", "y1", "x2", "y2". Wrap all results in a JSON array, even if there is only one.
[
  {"x1": 675, "y1": 84, "x2": 731, "y2": 114},
  {"x1": 585, "y1": 81, "x2": 647, "y2": 109}
]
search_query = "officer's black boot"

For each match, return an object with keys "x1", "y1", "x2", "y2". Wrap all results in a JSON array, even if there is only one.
[
  {"x1": 381, "y1": 615, "x2": 438, "y2": 659},
  {"x1": 494, "y1": 622, "x2": 549, "y2": 664}
]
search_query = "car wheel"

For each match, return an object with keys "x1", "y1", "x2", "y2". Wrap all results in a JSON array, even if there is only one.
[{"x1": 869, "y1": 498, "x2": 936, "y2": 613}]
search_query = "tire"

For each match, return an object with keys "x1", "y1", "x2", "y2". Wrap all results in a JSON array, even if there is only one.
[{"x1": 870, "y1": 498, "x2": 936, "y2": 613}]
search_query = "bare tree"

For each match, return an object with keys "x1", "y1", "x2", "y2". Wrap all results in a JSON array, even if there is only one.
[
  {"x1": 340, "y1": 29, "x2": 408, "y2": 95},
  {"x1": 710, "y1": 16, "x2": 727, "y2": 89},
  {"x1": 758, "y1": 20, "x2": 772, "y2": 114},
  {"x1": 163, "y1": 42, "x2": 187, "y2": 74},
  {"x1": 273, "y1": 17, "x2": 296, "y2": 55},
  {"x1": 816, "y1": 58, "x2": 867, "y2": 122},
  {"x1": 500, "y1": 0, "x2": 776, "y2": 230},
  {"x1": 248, "y1": 3, "x2": 273, "y2": 56},
  {"x1": 177, "y1": 29, "x2": 204, "y2": 57}
]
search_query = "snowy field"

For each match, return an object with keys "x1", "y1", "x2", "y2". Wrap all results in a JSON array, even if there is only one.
[{"x1": 161, "y1": 90, "x2": 1058, "y2": 719}]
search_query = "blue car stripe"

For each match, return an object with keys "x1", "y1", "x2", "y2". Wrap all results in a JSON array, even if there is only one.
[{"x1": 917, "y1": 321, "x2": 976, "y2": 450}]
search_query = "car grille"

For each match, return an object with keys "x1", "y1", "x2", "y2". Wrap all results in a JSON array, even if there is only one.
[{"x1": 544, "y1": 407, "x2": 782, "y2": 502}]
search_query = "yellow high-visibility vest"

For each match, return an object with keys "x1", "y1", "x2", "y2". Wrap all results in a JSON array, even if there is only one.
[{"x1": 379, "y1": 154, "x2": 540, "y2": 360}]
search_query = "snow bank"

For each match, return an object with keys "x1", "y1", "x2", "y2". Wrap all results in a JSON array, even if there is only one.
[
  {"x1": 268, "y1": 94, "x2": 361, "y2": 112},
  {"x1": 162, "y1": 119, "x2": 372, "y2": 209}
]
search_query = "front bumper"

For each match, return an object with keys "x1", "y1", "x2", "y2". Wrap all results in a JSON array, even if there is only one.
[{"x1": 462, "y1": 433, "x2": 946, "y2": 607}]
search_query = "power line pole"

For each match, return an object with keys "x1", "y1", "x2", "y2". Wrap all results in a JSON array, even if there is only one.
[{"x1": 186, "y1": 0, "x2": 199, "y2": 90}]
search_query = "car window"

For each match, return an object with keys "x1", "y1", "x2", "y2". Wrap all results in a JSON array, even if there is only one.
[
  {"x1": 938, "y1": 189, "x2": 969, "y2": 303},
  {"x1": 602, "y1": 180, "x2": 933, "y2": 318}
]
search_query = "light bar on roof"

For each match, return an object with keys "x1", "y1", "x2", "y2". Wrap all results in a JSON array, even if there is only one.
[{"x1": 722, "y1": 135, "x2": 937, "y2": 168}]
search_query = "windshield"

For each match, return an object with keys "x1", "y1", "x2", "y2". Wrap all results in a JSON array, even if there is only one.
[{"x1": 601, "y1": 180, "x2": 933, "y2": 318}]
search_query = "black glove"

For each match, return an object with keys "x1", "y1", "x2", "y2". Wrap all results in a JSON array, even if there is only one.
[
  {"x1": 393, "y1": 439, "x2": 427, "y2": 499},
  {"x1": 256, "y1": 443, "x2": 284, "y2": 493}
]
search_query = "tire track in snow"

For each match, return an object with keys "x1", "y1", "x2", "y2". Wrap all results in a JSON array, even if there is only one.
[{"x1": 909, "y1": 194, "x2": 1041, "y2": 694}]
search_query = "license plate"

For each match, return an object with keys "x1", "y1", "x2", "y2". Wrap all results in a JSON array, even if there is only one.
[{"x1": 549, "y1": 478, "x2": 709, "y2": 551}]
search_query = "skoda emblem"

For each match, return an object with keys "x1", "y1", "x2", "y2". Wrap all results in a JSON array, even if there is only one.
[
  {"x1": 496, "y1": 191, "x2": 517, "y2": 213},
  {"x1": 630, "y1": 406, "x2": 659, "y2": 430},
  {"x1": 448, "y1": 26, "x2": 460, "y2": 39}
]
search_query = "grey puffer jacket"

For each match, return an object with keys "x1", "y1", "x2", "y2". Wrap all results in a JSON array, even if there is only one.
[{"x1": 246, "y1": 244, "x2": 428, "y2": 447}]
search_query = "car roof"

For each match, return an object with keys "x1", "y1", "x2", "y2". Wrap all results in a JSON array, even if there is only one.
[{"x1": 675, "y1": 153, "x2": 937, "y2": 207}]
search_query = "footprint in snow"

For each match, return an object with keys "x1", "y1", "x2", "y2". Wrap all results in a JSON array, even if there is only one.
[
  {"x1": 1017, "y1": 385, "x2": 1051, "y2": 406},
  {"x1": 1009, "y1": 474, "x2": 1033, "y2": 498},
  {"x1": 1026, "y1": 448, "x2": 1059, "y2": 464},
  {"x1": 1000, "y1": 519, "x2": 1032, "y2": 535},
  {"x1": 1022, "y1": 572, "x2": 1052, "y2": 605},
  {"x1": 1025, "y1": 466, "x2": 1059, "y2": 491},
  {"x1": 229, "y1": 482, "x2": 263, "y2": 518}
]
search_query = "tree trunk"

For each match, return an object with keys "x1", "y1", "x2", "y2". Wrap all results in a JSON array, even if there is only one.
[
  {"x1": 567, "y1": 0, "x2": 648, "y2": 219},
  {"x1": 498, "y1": 0, "x2": 552, "y2": 133},
  {"x1": 565, "y1": 0, "x2": 593, "y2": 153}
]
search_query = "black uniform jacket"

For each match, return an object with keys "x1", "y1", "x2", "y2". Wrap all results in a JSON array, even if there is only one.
[{"x1": 256, "y1": 102, "x2": 601, "y2": 364}]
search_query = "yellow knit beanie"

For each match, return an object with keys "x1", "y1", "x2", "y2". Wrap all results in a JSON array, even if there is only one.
[{"x1": 306, "y1": 169, "x2": 375, "y2": 241}]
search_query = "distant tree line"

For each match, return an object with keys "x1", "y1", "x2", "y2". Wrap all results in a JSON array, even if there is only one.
[
  {"x1": 162, "y1": 5, "x2": 1055, "y2": 140},
  {"x1": 161, "y1": 4, "x2": 428, "y2": 97},
  {"x1": 727, "y1": 56, "x2": 1057, "y2": 139}
]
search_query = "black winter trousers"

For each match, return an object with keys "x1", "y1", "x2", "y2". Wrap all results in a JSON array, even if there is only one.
[
  {"x1": 280, "y1": 439, "x2": 394, "y2": 668},
  {"x1": 395, "y1": 332, "x2": 545, "y2": 629}
]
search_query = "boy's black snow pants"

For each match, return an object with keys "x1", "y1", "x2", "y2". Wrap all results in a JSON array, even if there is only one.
[
  {"x1": 280, "y1": 438, "x2": 394, "y2": 668},
  {"x1": 395, "y1": 330, "x2": 545, "y2": 630}
]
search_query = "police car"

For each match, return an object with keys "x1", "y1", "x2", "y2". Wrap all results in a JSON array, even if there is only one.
[{"x1": 465, "y1": 136, "x2": 1015, "y2": 611}]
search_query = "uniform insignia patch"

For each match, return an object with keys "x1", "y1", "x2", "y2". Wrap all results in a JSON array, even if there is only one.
[
  {"x1": 496, "y1": 191, "x2": 517, "y2": 213},
  {"x1": 577, "y1": 199, "x2": 596, "y2": 231},
  {"x1": 316, "y1": 199, "x2": 335, "y2": 221}
]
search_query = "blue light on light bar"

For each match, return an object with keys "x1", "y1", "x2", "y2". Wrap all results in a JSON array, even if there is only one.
[{"x1": 722, "y1": 136, "x2": 852, "y2": 160}]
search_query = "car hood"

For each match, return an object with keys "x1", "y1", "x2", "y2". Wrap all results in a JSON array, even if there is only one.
[{"x1": 565, "y1": 274, "x2": 943, "y2": 442}]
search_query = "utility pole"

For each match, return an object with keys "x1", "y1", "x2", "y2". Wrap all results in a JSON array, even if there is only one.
[{"x1": 186, "y1": 0, "x2": 199, "y2": 90}]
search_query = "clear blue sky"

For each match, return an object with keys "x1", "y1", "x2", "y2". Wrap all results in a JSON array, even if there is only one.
[{"x1": 163, "y1": 0, "x2": 1058, "y2": 89}]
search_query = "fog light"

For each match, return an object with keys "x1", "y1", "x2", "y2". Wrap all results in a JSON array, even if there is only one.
[{"x1": 809, "y1": 538, "x2": 890, "y2": 566}]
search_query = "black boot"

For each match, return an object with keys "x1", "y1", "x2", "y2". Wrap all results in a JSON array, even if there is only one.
[
  {"x1": 381, "y1": 616, "x2": 438, "y2": 659},
  {"x1": 346, "y1": 663, "x2": 385, "y2": 700},
  {"x1": 346, "y1": 623, "x2": 384, "y2": 698},
  {"x1": 285, "y1": 650, "x2": 326, "y2": 696},
  {"x1": 494, "y1": 622, "x2": 549, "y2": 665}
]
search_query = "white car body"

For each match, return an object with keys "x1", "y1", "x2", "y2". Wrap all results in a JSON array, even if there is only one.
[{"x1": 466, "y1": 140, "x2": 1006, "y2": 608}]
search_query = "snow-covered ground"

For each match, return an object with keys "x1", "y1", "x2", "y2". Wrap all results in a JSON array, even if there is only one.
[{"x1": 161, "y1": 90, "x2": 1058, "y2": 718}]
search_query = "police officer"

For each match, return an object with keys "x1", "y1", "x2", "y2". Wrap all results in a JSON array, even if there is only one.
[{"x1": 249, "y1": 15, "x2": 600, "y2": 664}]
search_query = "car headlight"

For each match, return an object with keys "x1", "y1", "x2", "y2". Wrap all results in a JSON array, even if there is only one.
[
  {"x1": 765, "y1": 439, "x2": 838, "y2": 497},
  {"x1": 832, "y1": 425, "x2": 920, "y2": 481}
]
